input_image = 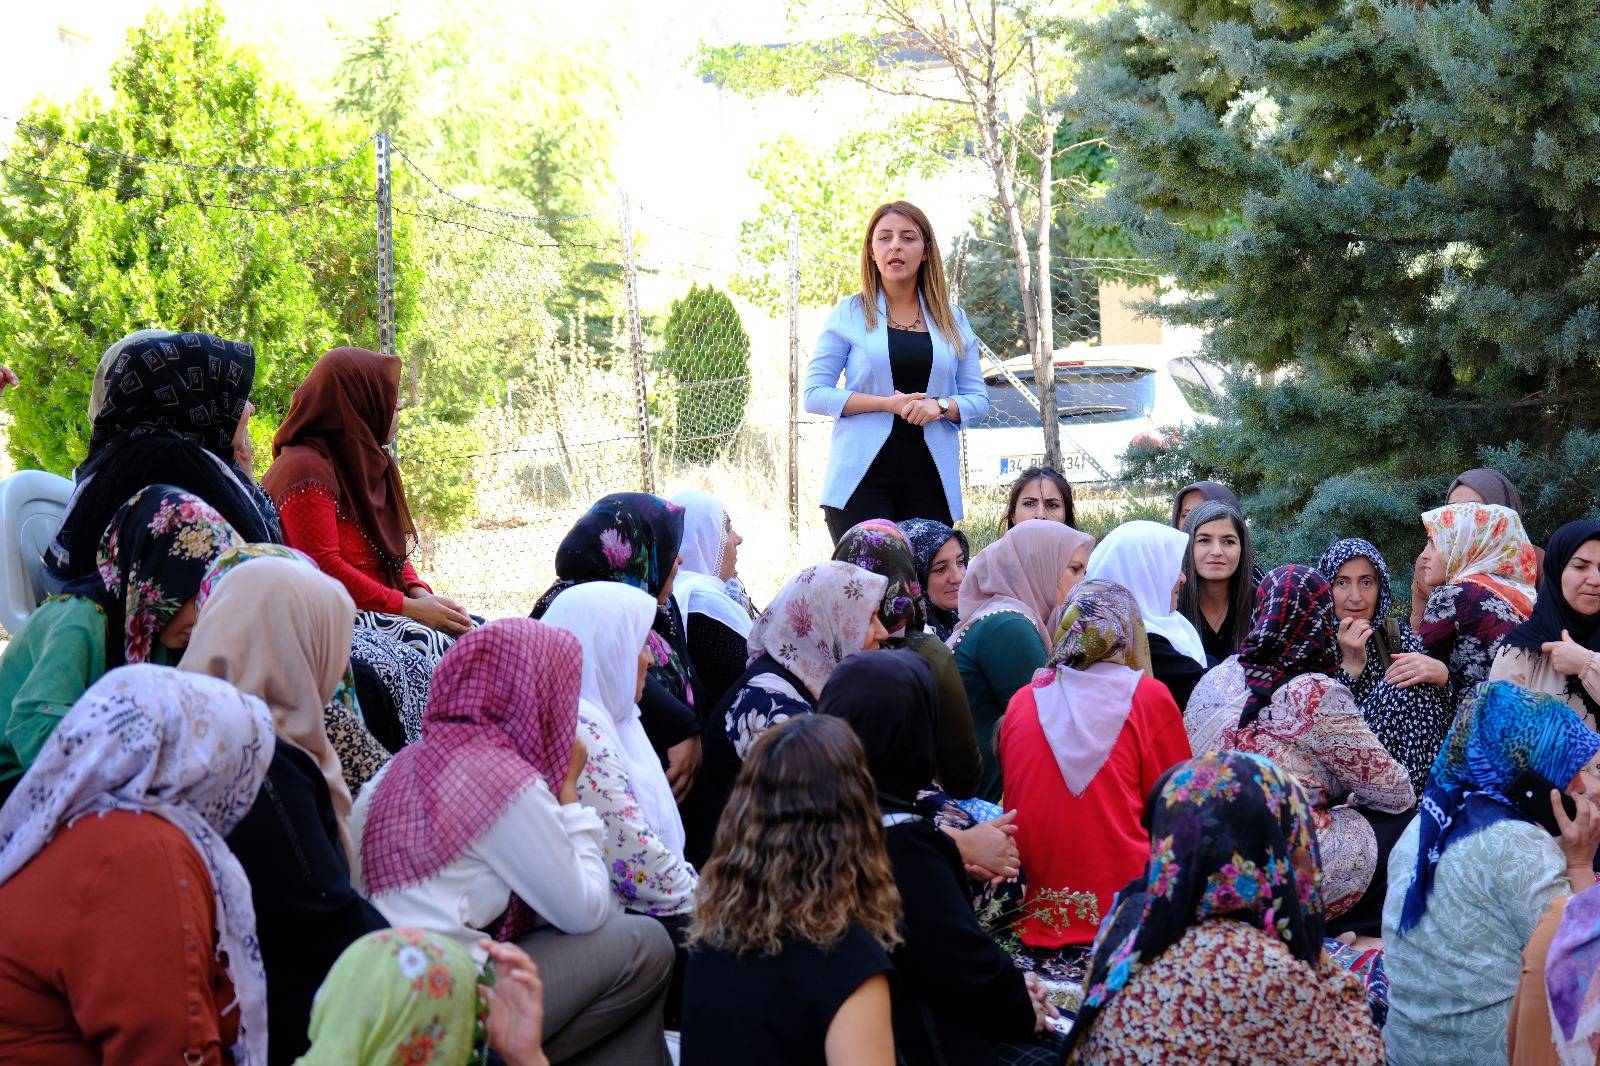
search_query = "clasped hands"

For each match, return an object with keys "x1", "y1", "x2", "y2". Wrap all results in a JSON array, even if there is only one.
[{"x1": 883, "y1": 390, "x2": 943, "y2": 427}]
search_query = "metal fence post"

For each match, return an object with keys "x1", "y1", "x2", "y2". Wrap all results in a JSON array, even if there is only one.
[
  {"x1": 787, "y1": 217, "x2": 801, "y2": 539},
  {"x1": 618, "y1": 190, "x2": 655, "y2": 493},
  {"x1": 374, "y1": 131, "x2": 396, "y2": 359}
]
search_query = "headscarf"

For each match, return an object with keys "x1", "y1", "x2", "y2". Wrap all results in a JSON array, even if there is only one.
[
  {"x1": 898, "y1": 518, "x2": 970, "y2": 641},
  {"x1": 262, "y1": 347, "x2": 416, "y2": 589},
  {"x1": 1236, "y1": 565, "x2": 1340, "y2": 728},
  {"x1": 1065, "y1": 752, "x2": 1325, "y2": 1056},
  {"x1": 1316, "y1": 538, "x2": 1396, "y2": 635},
  {"x1": 1503, "y1": 521, "x2": 1600, "y2": 718},
  {"x1": 669, "y1": 490, "x2": 752, "y2": 638},
  {"x1": 297, "y1": 928, "x2": 488, "y2": 1066},
  {"x1": 1421, "y1": 502, "x2": 1538, "y2": 618},
  {"x1": 1083, "y1": 520, "x2": 1206, "y2": 665},
  {"x1": 179, "y1": 557, "x2": 358, "y2": 862},
  {"x1": 1177, "y1": 500, "x2": 1256, "y2": 656},
  {"x1": 87, "y1": 328, "x2": 176, "y2": 423},
  {"x1": 530, "y1": 493, "x2": 697, "y2": 708},
  {"x1": 817, "y1": 649, "x2": 939, "y2": 806},
  {"x1": 0, "y1": 665, "x2": 275, "y2": 1065},
  {"x1": 61, "y1": 484, "x2": 242, "y2": 668},
  {"x1": 1030, "y1": 580, "x2": 1152, "y2": 796},
  {"x1": 748, "y1": 562, "x2": 889, "y2": 700},
  {"x1": 1548, "y1": 884, "x2": 1600, "y2": 1066},
  {"x1": 540, "y1": 582, "x2": 685, "y2": 858},
  {"x1": 949, "y1": 520, "x2": 1092, "y2": 647},
  {"x1": 832, "y1": 519, "x2": 924, "y2": 639},
  {"x1": 359, "y1": 619, "x2": 582, "y2": 943},
  {"x1": 1448, "y1": 467, "x2": 1525, "y2": 516},
  {"x1": 1170, "y1": 480, "x2": 1243, "y2": 528},
  {"x1": 1398, "y1": 681, "x2": 1600, "y2": 934}
]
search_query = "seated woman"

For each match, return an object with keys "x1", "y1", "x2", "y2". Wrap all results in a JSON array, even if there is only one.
[
  {"x1": 834, "y1": 519, "x2": 982, "y2": 798},
  {"x1": 0, "y1": 485, "x2": 240, "y2": 805},
  {"x1": 1215, "y1": 566, "x2": 1414, "y2": 928},
  {"x1": 1062, "y1": 752, "x2": 1384, "y2": 1064},
  {"x1": 296, "y1": 930, "x2": 546, "y2": 1066},
  {"x1": 531, "y1": 493, "x2": 703, "y2": 788},
  {"x1": 997, "y1": 465, "x2": 1076, "y2": 533},
  {"x1": 1413, "y1": 466, "x2": 1540, "y2": 609},
  {"x1": 265, "y1": 346, "x2": 471, "y2": 662},
  {"x1": 1083, "y1": 520, "x2": 1208, "y2": 712},
  {"x1": 1406, "y1": 502, "x2": 1538, "y2": 702},
  {"x1": 951, "y1": 520, "x2": 1093, "y2": 802},
  {"x1": 999, "y1": 580, "x2": 1192, "y2": 957},
  {"x1": 1531, "y1": 882, "x2": 1600, "y2": 1066},
  {"x1": 1384, "y1": 681, "x2": 1600, "y2": 1065},
  {"x1": 1312, "y1": 537, "x2": 1455, "y2": 797},
  {"x1": 180, "y1": 558, "x2": 390, "y2": 1064},
  {"x1": 0, "y1": 665, "x2": 274, "y2": 1065},
  {"x1": 1177, "y1": 501, "x2": 1255, "y2": 663},
  {"x1": 1493, "y1": 521, "x2": 1600, "y2": 730},
  {"x1": 682, "y1": 714, "x2": 899, "y2": 1066},
  {"x1": 1169, "y1": 479, "x2": 1244, "y2": 531},
  {"x1": 46, "y1": 330, "x2": 277, "y2": 583},
  {"x1": 669, "y1": 490, "x2": 753, "y2": 706},
  {"x1": 353, "y1": 619, "x2": 673, "y2": 1065},
  {"x1": 899, "y1": 517, "x2": 969, "y2": 641},
  {"x1": 820, "y1": 650, "x2": 1058, "y2": 1064}
]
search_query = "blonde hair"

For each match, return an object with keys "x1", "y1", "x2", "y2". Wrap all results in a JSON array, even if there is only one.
[
  {"x1": 859, "y1": 201, "x2": 961, "y2": 346},
  {"x1": 689, "y1": 714, "x2": 903, "y2": 955}
]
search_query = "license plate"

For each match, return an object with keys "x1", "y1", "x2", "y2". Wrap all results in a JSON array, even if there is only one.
[{"x1": 1000, "y1": 455, "x2": 1044, "y2": 476}]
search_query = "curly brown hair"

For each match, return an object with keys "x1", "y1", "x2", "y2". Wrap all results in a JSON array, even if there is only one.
[{"x1": 689, "y1": 714, "x2": 903, "y2": 955}]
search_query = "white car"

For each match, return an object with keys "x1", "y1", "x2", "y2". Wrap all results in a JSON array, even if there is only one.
[{"x1": 962, "y1": 345, "x2": 1223, "y2": 487}]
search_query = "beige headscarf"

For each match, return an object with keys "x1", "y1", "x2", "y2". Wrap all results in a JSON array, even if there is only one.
[
  {"x1": 947, "y1": 520, "x2": 1094, "y2": 647},
  {"x1": 179, "y1": 556, "x2": 358, "y2": 862}
]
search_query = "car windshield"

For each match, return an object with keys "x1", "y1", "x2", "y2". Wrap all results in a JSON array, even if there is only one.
[
  {"x1": 1167, "y1": 357, "x2": 1221, "y2": 416},
  {"x1": 979, "y1": 365, "x2": 1157, "y2": 427}
]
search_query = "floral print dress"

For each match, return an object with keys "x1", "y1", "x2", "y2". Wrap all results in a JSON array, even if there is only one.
[{"x1": 1420, "y1": 581, "x2": 1528, "y2": 704}]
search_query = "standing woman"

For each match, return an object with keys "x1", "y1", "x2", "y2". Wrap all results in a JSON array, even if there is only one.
[
  {"x1": 949, "y1": 521, "x2": 1094, "y2": 802},
  {"x1": 669, "y1": 490, "x2": 753, "y2": 707},
  {"x1": 997, "y1": 466, "x2": 1077, "y2": 534},
  {"x1": 1177, "y1": 500, "x2": 1256, "y2": 663},
  {"x1": 804, "y1": 201, "x2": 989, "y2": 543},
  {"x1": 1492, "y1": 521, "x2": 1600, "y2": 730},
  {"x1": 1407, "y1": 502, "x2": 1538, "y2": 702},
  {"x1": 899, "y1": 518, "x2": 969, "y2": 642}
]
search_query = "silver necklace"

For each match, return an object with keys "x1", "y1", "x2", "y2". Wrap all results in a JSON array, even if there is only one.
[{"x1": 888, "y1": 308, "x2": 924, "y2": 331}]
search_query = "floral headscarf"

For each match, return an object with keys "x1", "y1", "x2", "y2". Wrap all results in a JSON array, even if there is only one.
[
  {"x1": 748, "y1": 562, "x2": 889, "y2": 700},
  {"x1": 0, "y1": 665, "x2": 275, "y2": 1065},
  {"x1": 1236, "y1": 565, "x2": 1340, "y2": 728},
  {"x1": 1044, "y1": 579, "x2": 1152, "y2": 675},
  {"x1": 1421, "y1": 502, "x2": 1538, "y2": 618},
  {"x1": 65, "y1": 484, "x2": 242, "y2": 667},
  {"x1": 898, "y1": 518, "x2": 970, "y2": 641},
  {"x1": 832, "y1": 519, "x2": 924, "y2": 639},
  {"x1": 1398, "y1": 680, "x2": 1600, "y2": 933},
  {"x1": 1065, "y1": 752, "x2": 1325, "y2": 1056},
  {"x1": 297, "y1": 928, "x2": 490, "y2": 1066}
]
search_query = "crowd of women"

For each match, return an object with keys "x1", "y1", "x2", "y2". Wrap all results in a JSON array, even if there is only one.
[{"x1": 4, "y1": 199, "x2": 1600, "y2": 1066}]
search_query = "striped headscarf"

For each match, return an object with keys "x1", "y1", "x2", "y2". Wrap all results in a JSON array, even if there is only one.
[{"x1": 1237, "y1": 565, "x2": 1340, "y2": 728}]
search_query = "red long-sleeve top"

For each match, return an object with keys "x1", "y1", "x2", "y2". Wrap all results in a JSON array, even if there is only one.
[{"x1": 276, "y1": 483, "x2": 428, "y2": 615}]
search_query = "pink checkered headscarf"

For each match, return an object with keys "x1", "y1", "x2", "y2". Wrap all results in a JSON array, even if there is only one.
[{"x1": 359, "y1": 619, "x2": 584, "y2": 911}]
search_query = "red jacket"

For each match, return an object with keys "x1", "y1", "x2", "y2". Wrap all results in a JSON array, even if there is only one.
[{"x1": 277, "y1": 483, "x2": 428, "y2": 615}]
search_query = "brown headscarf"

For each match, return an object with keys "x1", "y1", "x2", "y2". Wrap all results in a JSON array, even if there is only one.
[{"x1": 262, "y1": 347, "x2": 416, "y2": 588}]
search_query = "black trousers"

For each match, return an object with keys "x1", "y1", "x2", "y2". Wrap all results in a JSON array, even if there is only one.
[
  {"x1": 1325, "y1": 804, "x2": 1416, "y2": 939},
  {"x1": 824, "y1": 434, "x2": 952, "y2": 544}
]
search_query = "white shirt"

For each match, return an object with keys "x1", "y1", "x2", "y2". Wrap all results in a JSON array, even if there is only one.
[{"x1": 351, "y1": 761, "x2": 615, "y2": 962}]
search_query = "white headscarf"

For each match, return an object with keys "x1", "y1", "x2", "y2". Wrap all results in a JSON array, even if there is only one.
[
  {"x1": 0, "y1": 664, "x2": 274, "y2": 1066},
  {"x1": 541, "y1": 582, "x2": 686, "y2": 857},
  {"x1": 1084, "y1": 520, "x2": 1208, "y2": 666},
  {"x1": 669, "y1": 490, "x2": 753, "y2": 637}
]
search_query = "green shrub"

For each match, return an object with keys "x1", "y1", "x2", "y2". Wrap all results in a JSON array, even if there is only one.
[
  {"x1": 657, "y1": 284, "x2": 751, "y2": 467},
  {"x1": 394, "y1": 409, "x2": 477, "y2": 535}
]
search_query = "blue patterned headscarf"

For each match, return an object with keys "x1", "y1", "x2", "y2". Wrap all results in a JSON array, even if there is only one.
[{"x1": 1400, "y1": 680, "x2": 1600, "y2": 933}]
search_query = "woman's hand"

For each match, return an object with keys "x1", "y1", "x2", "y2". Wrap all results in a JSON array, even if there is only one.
[
  {"x1": 0, "y1": 366, "x2": 19, "y2": 393},
  {"x1": 402, "y1": 592, "x2": 472, "y2": 635},
  {"x1": 1543, "y1": 630, "x2": 1596, "y2": 679},
  {"x1": 1554, "y1": 790, "x2": 1600, "y2": 889},
  {"x1": 1023, "y1": 973, "x2": 1060, "y2": 1035},
  {"x1": 883, "y1": 391, "x2": 924, "y2": 417},
  {"x1": 901, "y1": 398, "x2": 943, "y2": 426},
  {"x1": 558, "y1": 737, "x2": 588, "y2": 805},
  {"x1": 665, "y1": 735, "x2": 701, "y2": 801},
  {"x1": 946, "y1": 809, "x2": 1020, "y2": 884},
  {"x1": 1383, "y1": 652, "x2": 1448, "y2": 689},
  {"x1": 477, "y1": 940, "x2": 549, "y2": 1066},
  {"x1": 1336, "y1": 617, "x2": 1371, "y2": 678}
]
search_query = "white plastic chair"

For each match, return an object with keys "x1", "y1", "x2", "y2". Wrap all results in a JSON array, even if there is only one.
[{"x1": 0, "y1": 470, "x2": 74, "y2": 636}]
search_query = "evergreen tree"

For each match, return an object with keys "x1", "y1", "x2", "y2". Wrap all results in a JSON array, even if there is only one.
[
  {"x1": 1074, "y1": 0, "x2": 1600, "y2": 579},
  {"x1": 659, "y1": 284, "x2": 752, "y2": 467}
]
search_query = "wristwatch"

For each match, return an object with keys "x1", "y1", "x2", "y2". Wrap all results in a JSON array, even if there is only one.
[{"x1": 936, "y1": 397, "x2": 950, "y2": 415}]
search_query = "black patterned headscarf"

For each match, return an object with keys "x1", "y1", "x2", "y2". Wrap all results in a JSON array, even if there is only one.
[
  {"x1": 88, "y1": 331, "x2": 255, "y2": 462},
  {"x1": 898, "y1": 518, "x2": 970, "y2": 641},
  {"x1": 1236, "y1": 565, "x2": 1340, "y2": 728}
]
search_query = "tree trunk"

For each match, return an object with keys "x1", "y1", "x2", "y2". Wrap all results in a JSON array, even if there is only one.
[{"x1": 1034, "y1": 115, "x2": 1061, "y2": 473}]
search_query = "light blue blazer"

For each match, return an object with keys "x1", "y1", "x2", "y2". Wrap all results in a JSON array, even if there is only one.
[{"x1": 803, "y1": 291, "x2": 989, "y2": 520}]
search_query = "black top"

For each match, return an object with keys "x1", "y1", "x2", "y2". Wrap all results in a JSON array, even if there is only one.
[
  {"x1": 1148, "y1": 632, "x2": 1206, "y2": 713},
  {"x1": 887, "y1": 327, "x2": 934, "y2": 442},
  {"x1": 681, "y1": 924, "x2": 893, "y2": 1066},
  {"x1": 883, "y1": 818, "x2": 1036, "y2": 1064},
  {"x1": 226, "y1": 739, "x2": 388, "y2": 1065},
  {"x1": 639, "y1": 674, "x2": 700, "y2": 757},
  {"x1": 687, "y1": 614, "x2": 750, "y2": 711},
  {"x1": 1197, "y1": 605, "x2": 1239, "y2": 665}
]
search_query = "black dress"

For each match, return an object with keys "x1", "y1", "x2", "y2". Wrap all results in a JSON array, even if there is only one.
[
  {"x1": 687, "y1": 614, "x2": 750, "y2": 711},
  {"x1": 681, "y1": 924, "x2": 893, "y2": 1066},
  {"x1": 1148, "y1": 633, "x2": 1207, "y2": 713},
  {"x1": 1197, "y1": 604, "x2": 1240, "y2": 665},
  {"x1": 225, "y1": 738, "x2": 388, "y2": 1065}
]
